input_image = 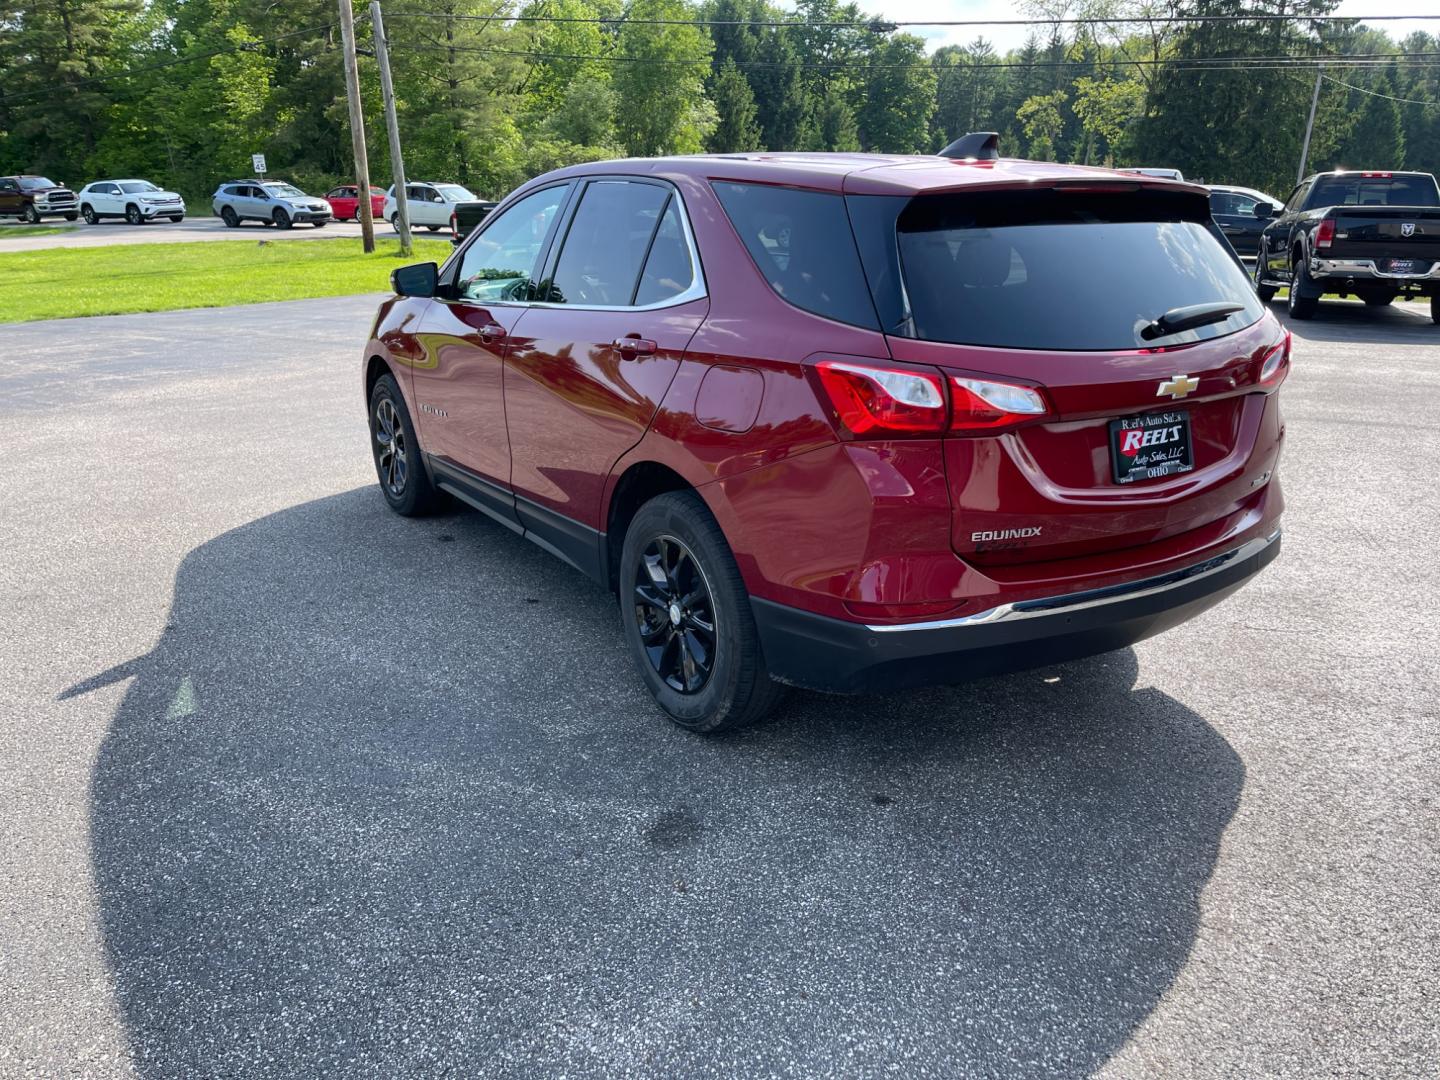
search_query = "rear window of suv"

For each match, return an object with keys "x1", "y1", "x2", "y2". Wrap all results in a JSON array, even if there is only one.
[{"x1": 853, "y1": 188, "x2": 1264, "y2": 351}]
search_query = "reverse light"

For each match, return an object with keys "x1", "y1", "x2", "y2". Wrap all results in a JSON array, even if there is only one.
[
  {"x1": 1259, "y1": 331, "x2": 1291, "y2": 388},
  {"x1": 814, "y1": 359, "x2": 948, "y2": 436},
  {"x1": 949, "y1": 375, "x2": 1049, "y2": 432},
  {"x1": 1315, "y1": 218, "x2": 1336, "y2": 250}
]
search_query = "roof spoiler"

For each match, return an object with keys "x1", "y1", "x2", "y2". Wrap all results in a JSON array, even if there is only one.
[{"x1": 938, "y1": 132, "x2": 1000, "y2": 162}]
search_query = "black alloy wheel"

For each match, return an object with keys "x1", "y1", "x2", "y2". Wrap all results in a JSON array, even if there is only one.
[
  {"x1": 367, "y1": 374, "x2": 441, "y2": 516},
  {"x1": 81, "y1": 204, "x2": 96, "y2": 224},
  {"x1": 619, "y1": 491, "x2": 783, "y2": 732},
  {"x1": 633, "y1": 535, "x2": 717, "y2": 695},
  {"x1": 221, "y1": 206, "x2": 238, "y2": 228},
  {"x1": 373, "y1": 396, "x2": 408, "y2": 499},
  {"x1": 273, "y1": 208, "x2": 292, "y2": 229},
  {"x1": 125, "y1": 204, "x2": 143, "y2": 225},
  {"x1": 22, "y1": 204, "x2": 40, "y2": 224}
]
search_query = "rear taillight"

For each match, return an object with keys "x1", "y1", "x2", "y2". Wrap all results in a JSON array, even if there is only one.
[
  {"x1": 1360, "y1": 171, "x2": 1392, "y2": 178},
  {"x1": 1258, "y1": 331, "x2": 1291, "y2": 389},
  {"x1": 811, "y1": 359, "x2": 1050, "y2": 438},
  {"x1": 949, "y1": 376, "x2": 1049, "y2": 433},
  {"x1": 450, "y1": 211, "x2": 459, "y2": 240},
  {"x1": 814, "y1": 359, "x2": 948, "y2": 436},
  {"x1": 1315, "y1": 218, "x2": 1335, "y2": 250}
]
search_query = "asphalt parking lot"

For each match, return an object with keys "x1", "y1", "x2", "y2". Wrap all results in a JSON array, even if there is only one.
[
  {"x1": 2, "y1": 295, "x2": 1437, "y2": 1078},
  {"x1": 0, "y1": 215, "x2": 435, "y2": 252}
]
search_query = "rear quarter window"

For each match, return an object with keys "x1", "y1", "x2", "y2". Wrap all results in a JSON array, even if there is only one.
[{"x1": 712, "y1": 181, "x2": 879, "y2": 330}]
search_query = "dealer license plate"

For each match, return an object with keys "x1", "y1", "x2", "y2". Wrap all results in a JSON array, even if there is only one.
[{"x1": 1110, "y1": 410, "x2": 1194, "y2": 484}]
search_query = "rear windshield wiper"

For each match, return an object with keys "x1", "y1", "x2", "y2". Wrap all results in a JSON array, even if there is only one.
[{"x1": 1140, "y1": 301, "x2": 1245, "y2": 341}]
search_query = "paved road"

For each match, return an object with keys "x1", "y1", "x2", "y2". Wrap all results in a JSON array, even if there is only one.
[
  {"x1": 2, "y1": 296, "x2": 1437, "y2": 1078},
  {"x1": 0, "y1": 215, "x2": 449, "y2": 252}
]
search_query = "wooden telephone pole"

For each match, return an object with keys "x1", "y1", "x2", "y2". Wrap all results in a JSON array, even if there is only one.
[
  {"x1": 371, "y1": 0, "x2": 412, "y2": 256},
  {"x1": 337, "y1": 0, "x2": 375, "y2": 252}
]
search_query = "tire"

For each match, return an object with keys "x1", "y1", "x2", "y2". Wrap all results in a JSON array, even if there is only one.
[
  {"x1": 313, "y1": 220, "x2": 327, "y2": 228},
  {"x1": 21, "y1": 204, "x2": 40, "y2": 224},
  {"x1": 1431, "y1": 299, "x2": 1440, "y2": 325},
  {"x1": 1253, "y1": 247, "x2": 1276, "y2": 304},
  {"x1": 426, "y1": 224, "x2": 440, "y2": 232},
  {"x1": 169, "y1": 215, "x2": 184, "y2": 223},
  {"x1": 220, "y1": 206, "x2": 239, "y2": 228},
  {"x1": 273, "y1": 208, "x2": 292, "y2": 229},
  {"x1": 81, "y1": 204, "x2": 97, "y2": 224},
  {"x1": 64, "y1": 212, "x2": 77, "y2": 221},
  {"x1": 368, "y1": 374, "x2": 441, "y2": 516},
  {"x1": 125, "y1": 204, "x2": 143, "y2": 225},
  {"x1": 1288, "y1": 251, "x2": 1318, "y2": 320},
  {"x1": 390, "y1": 213, "x2": 400, "y2": 230},
  {"x1": 619, "y1": 491, "x2": 784, "y2": 733}
]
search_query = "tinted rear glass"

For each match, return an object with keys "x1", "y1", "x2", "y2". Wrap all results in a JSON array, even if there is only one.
[
  {"x1": 1308, "y1": 175, "x2": 1440, "y2": 208},
  {"x1": 549, "y1": 180, "x2": 670, "y2": 306},
  {"x1": 713, "y1": 181, "x2": 879, "y2": 329},
  {"x1": 890, "y1": 189, "x2": 1264, "y2": 351}
]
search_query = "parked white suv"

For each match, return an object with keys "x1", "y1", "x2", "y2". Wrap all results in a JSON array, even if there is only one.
[
  {"x1": 78, "y1": 179, "x2": 185, "y2": 224},
  {"x1": 382, "y1": 181, "x2": 477, "y2": 231}
]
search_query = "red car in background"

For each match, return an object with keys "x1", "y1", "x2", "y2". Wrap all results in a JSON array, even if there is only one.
[
  {"x1": 324, "y1": 184, "x2": 386, "y2": 222},
  {"x1": 360, "y1": 136, "x2": 1287, "y2": 732}
]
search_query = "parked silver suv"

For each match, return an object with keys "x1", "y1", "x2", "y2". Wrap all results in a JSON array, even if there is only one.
[{"x1": 212, "y1": 179, "x2": 332, "y2": 229}]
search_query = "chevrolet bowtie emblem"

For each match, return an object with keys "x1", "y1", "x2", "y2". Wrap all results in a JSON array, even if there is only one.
[{"x1": 1157, "y1": 374, "x2": 1200, "y2": 399}]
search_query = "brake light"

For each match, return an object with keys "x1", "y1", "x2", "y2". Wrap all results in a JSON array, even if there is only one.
[
  {"x1": 1315, "y1": 219, "x2": 1336, "y2": 250},
  {"x1": 813, "y1": 359, "x2": 947, "y2": 436},
  {"x1": 450, "y1": 211, "x2": 459, "y2": 240},
  {"x1": 1258, "y1": 331, "x2": 1291, "y2": 389},
  {"x1": 1361, "y1": 171, "x2": 1392, "y2": 178},
  {"x1": 949, "y1": 375, "x2": 1050, "y2": 432}
]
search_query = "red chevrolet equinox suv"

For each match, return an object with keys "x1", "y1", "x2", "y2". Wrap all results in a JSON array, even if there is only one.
[{"x1": 362, "y1": 139, "x2": 1286, "y2": 732}]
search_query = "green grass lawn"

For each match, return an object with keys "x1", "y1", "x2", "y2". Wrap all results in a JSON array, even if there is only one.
[{"x1": 0, "y1": 236, "x2": 453, "y2": 323}]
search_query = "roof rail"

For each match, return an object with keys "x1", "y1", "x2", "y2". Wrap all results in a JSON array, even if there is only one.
[{"x1": 938, "y1": 132, "x2": 1000, "y2": 162}]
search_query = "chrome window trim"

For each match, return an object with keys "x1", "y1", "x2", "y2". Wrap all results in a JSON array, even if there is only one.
[
  {"x1": 866, "y1": 529, "x2": 1281, "y2": 633},
  {"x1": 439, "y1": 175, "x2": 707, "y2": 314}
]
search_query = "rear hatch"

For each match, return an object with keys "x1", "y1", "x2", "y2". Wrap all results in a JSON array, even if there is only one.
[{"x1": 849, "y1": 182, "x2": 1285, "y2": 568}]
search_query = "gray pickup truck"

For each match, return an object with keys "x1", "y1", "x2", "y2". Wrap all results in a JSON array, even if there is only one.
[{"x1": 1253, "y1": 170, "x2": 1440, "y2": 322}]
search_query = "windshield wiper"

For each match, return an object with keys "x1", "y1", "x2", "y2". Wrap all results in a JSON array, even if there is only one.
[{"x1": 1140, "y1": 301, "x2": 1244, "y2": 341}]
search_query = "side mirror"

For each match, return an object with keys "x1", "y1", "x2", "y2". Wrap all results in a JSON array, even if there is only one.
[
  {"x1": 392, "y1": 261, "x2": 438, "y2": 298},
  {"x1": 1253, "y1": 202, "x2": 1275, "y2": 219}
]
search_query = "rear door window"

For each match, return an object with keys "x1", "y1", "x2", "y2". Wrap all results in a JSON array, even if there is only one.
[
  {"x1": 888, "y1": 188, "x2": 1264, "y2": 351},
  {"x1": 634, "y1": 198, "x2": 696, "y2": 306},
  {"x1": 547, "y1": 180, "x2": 670, "y2": 306},
  {"x1": 712, "y1": 181, "x2": 879, "y2": 329}
]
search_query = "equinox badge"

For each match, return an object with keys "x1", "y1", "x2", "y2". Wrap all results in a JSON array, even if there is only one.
[{"x1": 1157, "y1": 374, "x2": 1200, "y2": 400}]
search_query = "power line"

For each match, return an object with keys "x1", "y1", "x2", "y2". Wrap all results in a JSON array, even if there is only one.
[
  {"x1": 1320, "y1": 71, "x2": 1440, "y2": 105},
  {"x1": 387, "y1": 11, "x2": 1440, "y2": 28},
  {"x1": 0, "y1": 22, "x2": 338, "y2": 105}
]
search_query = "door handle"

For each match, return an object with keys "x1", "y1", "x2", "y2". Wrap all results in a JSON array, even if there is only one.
[
  {"x1": 479, "y1": 325, "x2": 505, "y2": 344},
  {"x1": 613, "y1": 336, "x2": 657, "y2": 357}
]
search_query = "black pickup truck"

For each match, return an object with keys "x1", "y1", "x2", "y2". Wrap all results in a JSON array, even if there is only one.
[
  {"x1": 449, "y1": 199, "x2": 498, "y2": 245},
  {"x1": 1253, "y1": 170, "x2": 1440, "y2": 322}
]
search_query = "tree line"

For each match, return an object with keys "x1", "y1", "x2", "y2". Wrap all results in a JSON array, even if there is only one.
[{"x1": 1, "y1": 0, "x2": 1437, "y2": 207}]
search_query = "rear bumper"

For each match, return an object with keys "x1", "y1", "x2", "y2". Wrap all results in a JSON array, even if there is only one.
[
  {"x1": 1309, "y1": 257, "x2": 1440, "y2": 282},
  {"x1": 752, "y1": 529, "x2": 1281, "y2": 694}
]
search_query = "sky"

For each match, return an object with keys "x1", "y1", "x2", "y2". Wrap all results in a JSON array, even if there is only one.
[{"x1": 835, "y1": 0, "x2": 1440, "y2": 55}]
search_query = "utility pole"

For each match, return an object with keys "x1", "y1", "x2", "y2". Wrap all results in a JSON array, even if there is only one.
[
  {"x1": 370, "y1": 0, "x2": 412, "y2": 256},
  {"x1": 338, "y1": 0, "x2": 375, "y2": 253},
  {"x1": 1298, "y1": 66, "x2": 1323, "y2": 185}
]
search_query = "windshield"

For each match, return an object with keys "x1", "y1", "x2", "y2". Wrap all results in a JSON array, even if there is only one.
[
  {"x1": 20, "y1": 177, "x2": 58, "y2": 190},
  {"x1": 889, "y1": 189, "x2": 1264, "y2": 351},
  {"x1": 263, "y1": 183, "x2": 305, "y2": 198},
  {"x1": 1308, "y1": 175, "x2": 1440, "y2": 208},
  {"x1": 436, "y1": 184, "x2": 476, "y2": 202},
  {"x1": 120, "y1": 182, "x2": 160, "y2": 194}
]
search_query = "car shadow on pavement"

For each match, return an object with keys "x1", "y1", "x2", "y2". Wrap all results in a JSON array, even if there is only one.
[{"x1": 79, "y1": 487, "x2": 1243, "y2": 1079}]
